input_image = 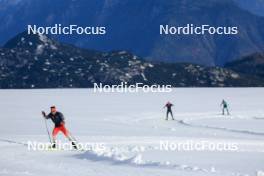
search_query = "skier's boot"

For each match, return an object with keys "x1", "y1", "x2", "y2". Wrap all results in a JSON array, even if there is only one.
[
  {"x1": 71, "y1": 141, "x2": 78, "y2": 150},
  {"x1": 51, "y1": 143, "x2": 56, "y2": 149}
]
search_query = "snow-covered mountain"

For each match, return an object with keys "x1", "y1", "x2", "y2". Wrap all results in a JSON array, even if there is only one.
[
  {"x1": 0, "y1": 0, "x2": 264, "y2": 66},
  {"x1": 1, "y1": 31, "x2": 155, "y2": 88},
  {"x1": 225, "y1": 52, "x2": 264, "y2": 78},
  {"x1": 0, "y1": 31, "x2": 264, "y2": 88}
]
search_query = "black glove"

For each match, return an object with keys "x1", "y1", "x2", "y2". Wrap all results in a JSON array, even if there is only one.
[{"x1": 41, "y1": 111, "x2": 46, "y2": 117}]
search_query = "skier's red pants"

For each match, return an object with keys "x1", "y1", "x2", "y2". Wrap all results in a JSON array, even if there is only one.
[{"x1": 52, "y1": 125, "x2": 69, "y2": 138}]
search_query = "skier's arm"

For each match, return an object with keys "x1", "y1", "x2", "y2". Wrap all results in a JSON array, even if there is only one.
[
  {"x1": 59, "y1": 112, "x2": 65, "y2": 124},
  {"x1": 163, "y1": 104, "x2": 168, "y2": 108},
  {"x1": 41, "y1": 111, "x2": 49, "y2": 119}
]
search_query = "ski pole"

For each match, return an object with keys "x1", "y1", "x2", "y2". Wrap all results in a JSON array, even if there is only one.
[
  {"x1": 68, "y1": 131, "x2": 78, "y2": 142},
  {"x1": 44, "y1": 118, "x2": 52, "y2": 143}
]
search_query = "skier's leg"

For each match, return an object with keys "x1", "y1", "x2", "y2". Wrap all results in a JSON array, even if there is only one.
[
  {"x1": 166, "y1": 111, "x2": 169, "y2": 120},
  {"x1": 60, "y1": 125, "x2": 77, "y2": 149},
  {"x1": 52, "y1": 127, "x2": 60, "y2": 148},
  {"x1": 227, "y1": 108, "x2": 230, "y2": 115},
  {"x1": 224, "y1": 107, "x2": 228, "y2": 115},
  {"x1": 222, "y1": 108, "x2": 224, "y2": 115},
  {"x1": 60, "y1": 125, "x2": 69, "y2": 138},
  {"x1": 170, "y1": 111, "x2": 174, "y2": 120}
]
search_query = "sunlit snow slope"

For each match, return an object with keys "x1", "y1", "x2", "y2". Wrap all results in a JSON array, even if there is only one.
[{"x1": 0, "y1": 88, "x2": 263, "y2": 176}]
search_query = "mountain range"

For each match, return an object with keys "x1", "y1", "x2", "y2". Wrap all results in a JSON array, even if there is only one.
[
  {"x1": 0, "y1": 31, "x2": 263, "y2": 88},
  {"x1": 0, "y1": 0, "x2": 264, "y2": 66},
  {"x1": 234, "y1": 0, "x2": 264, "y2": 16}
]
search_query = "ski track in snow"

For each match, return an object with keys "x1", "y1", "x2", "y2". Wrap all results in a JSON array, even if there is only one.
[
  {"x1": 0, "y1": 138, "x2": 213, "y2": 174},
  {"x1": 175, "y1": 114, "x2": 264, "y2": 137},
  {"x1": 0, "y1": 136, "x2": 258, "y2": 176},
  {"x1": 1, "y1": 111, "x2": 263, "y2": 175},
  {"x1": 122, "y1": 111, "x2": 264, "y2": 137},
  {"x1": 0, "y1": 138, "x2": 28, "y2": 146},
  {"x1": 0, "y1": 138, "x2": 236, "y2": 176}
]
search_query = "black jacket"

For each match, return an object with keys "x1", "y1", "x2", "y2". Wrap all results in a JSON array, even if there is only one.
[
  {"x1": 46, "y1": 112, "x2": 65, "y2": 127},
  {"x1": 165, "y1": 103, "x2": 173, "y2": 111}
]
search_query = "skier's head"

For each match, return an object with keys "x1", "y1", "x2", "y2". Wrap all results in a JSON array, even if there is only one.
[{"x1": 50, "y1": 106, "x2": 57, "y2": 114}]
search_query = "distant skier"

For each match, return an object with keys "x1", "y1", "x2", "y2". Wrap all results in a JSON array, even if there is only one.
[
  {"x1": 42, "y1": 106, "x2": 77, "y2": 149},
  {"x1": 220, "y1": 99, "x2": 230, "y2": 115},
  {"x1": 164, "y1": 101, "x2": 174, "y2": 120}
]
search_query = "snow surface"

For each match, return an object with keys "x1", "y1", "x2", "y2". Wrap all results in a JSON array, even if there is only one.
[{"x1": 0, "y1": 88, "x2": 264, "y2": 176}]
